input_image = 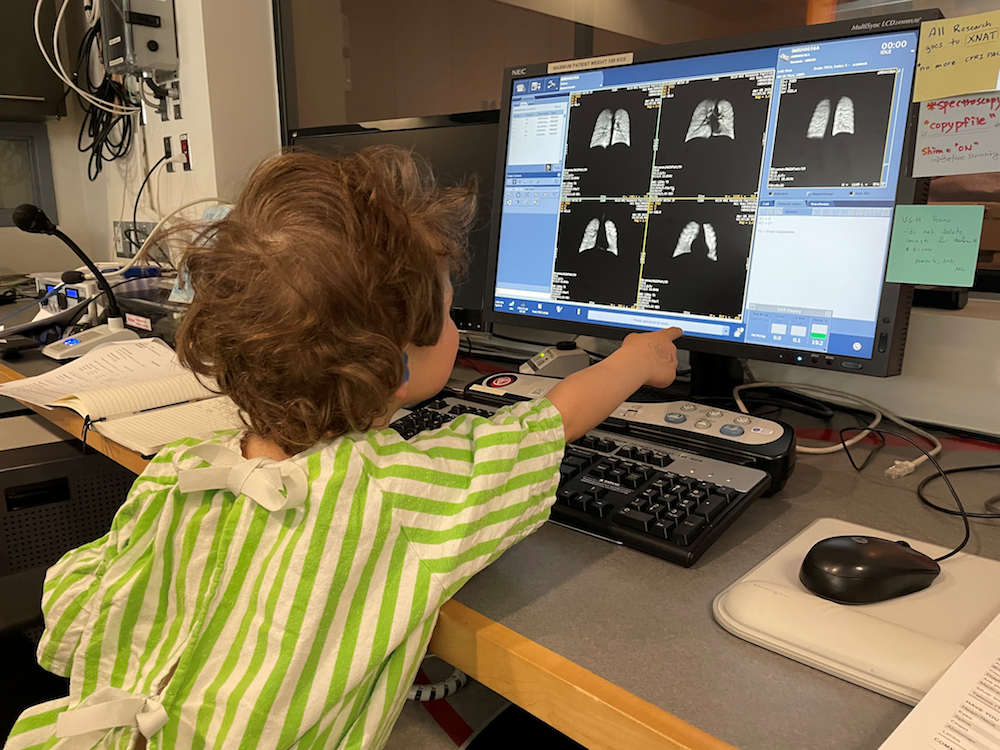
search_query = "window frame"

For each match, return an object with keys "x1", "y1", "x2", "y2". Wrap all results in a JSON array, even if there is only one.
[{"x1": 0, "y1": 121, "x2": 58, "y2": 227}]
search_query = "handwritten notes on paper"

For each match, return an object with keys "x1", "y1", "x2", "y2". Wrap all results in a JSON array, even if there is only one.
[
  {"x1": 886, "y1": 205, "x2": 984, "y2": 287},
  {"x1": 913, "y1": 93, "x2": 1000, "y2": 177},
  {"x1": 914, "y1": 11, "x2": 1000, "y2": 102}
]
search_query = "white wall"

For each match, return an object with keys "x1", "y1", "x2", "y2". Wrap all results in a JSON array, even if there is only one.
[{"x1": 750, "y1": 301, "x2": 1000, "y2": 437}]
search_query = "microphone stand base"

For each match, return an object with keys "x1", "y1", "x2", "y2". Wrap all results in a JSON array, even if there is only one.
[{"x1": 42, "y1": 323, "x2": 141, "y2": 360}]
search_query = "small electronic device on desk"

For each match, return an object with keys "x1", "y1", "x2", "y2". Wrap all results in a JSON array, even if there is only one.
[{"x1": 393, "y1": 371, "x2": 795, "y2": 566}]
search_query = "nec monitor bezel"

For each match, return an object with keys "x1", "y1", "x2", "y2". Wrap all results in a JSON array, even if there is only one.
[
  {"x1": 484, "y1": 11, "x2": 942, "y2": 376},
  {"x1": 289, "y1": 110, "x2": 500, "y2": 333}
]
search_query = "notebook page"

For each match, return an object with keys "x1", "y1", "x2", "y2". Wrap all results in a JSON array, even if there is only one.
[
  {"x1": 879, "y1": 609, "x2": 1000, "y2": 749},
  {"x1": 0, "y1": 339, "x2": 186, "y2": 411},
  {"x1": 54, "y1": 371, "x2": 218, "y2": 420},
  {"x1": 96, "y1": 397, "x2": 244, "y2": 455}
]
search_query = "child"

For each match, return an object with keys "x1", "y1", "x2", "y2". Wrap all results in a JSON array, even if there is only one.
[{"x1": 5, "y1": 147, "x2": 681, "y2": 750}]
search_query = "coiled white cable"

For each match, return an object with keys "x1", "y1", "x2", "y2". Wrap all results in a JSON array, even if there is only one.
[
  {"x1": 733, "y1": 381, "x2": 942, "y2": 478},
  {"x1": 74, "y1": 198, "x2": 225, "y2": 281}
]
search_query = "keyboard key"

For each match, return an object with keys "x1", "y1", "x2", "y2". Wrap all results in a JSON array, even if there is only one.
[
  {"x1": 607, "y1": 468, "x2": 627, "y2": 483},
  {"x1": 670, "y1": 515, "x2": 707, "y2": 546},
  {"x1": 592, "y1": 462, "x2": 612, "y2": 476},
  {"x1": 677, "y1": 498, "x2": 699, "y2": 515},
  {"x1": 629, "y1": 498, "x2": 650, "y2": 513},
  {"x1": 575, "y1": 435, "x2": 599, "y2": 449},
  {"x1": 664, "y1": 508, "x2": 686, "y2": 526},
  {"x1": 639, "y1": 488, "x2": 659, "y2": 502},
  {"x1": 556, "y1": 488, "x2": 575, "y2": 505},
  {"x1": 714, "y1": 486, "x2": 739, "y2": 502},
  {"x1": 588, "y1": 498, "x2": 614, "y2": 518},
  {"x1": 616, "y1": 447, "x2": 635, "y2": 460},
  {"x1": 649, "y1": 519, "x2": 676, "y2": 539},
  {"x1": 693, "y1": 496, "x2": 728, "y2": 522},
  {"x1": 559, "y1": 464, "x2": 579, "y2": 481},
  {"x1": 570, "y1": 493, "x2": 592, "y2": 512},
  {"x1": 649, "y1": 452, "x2": 672, "y2": 467},
  {"x1": 614, "y1": 508, "x2": 655, "y2": 532},
  {"x1": 591, "y1": 486, "x2": 609, "y2": 499},
  {"x1": 596, "y1": 439, "x2": 617, "y2": 452},
  {"x1": 686, "y1": 489, "x2": 708, "y2": 504},
  {"x1": 645, "y1": 502, "x2": 667, "y2": 519},
  {"x1": 623, "y1": 472, "x2": 644, "y2": 488},
  {"x1": 632, "y1": 448, "x2": 652, "y2": 463}
]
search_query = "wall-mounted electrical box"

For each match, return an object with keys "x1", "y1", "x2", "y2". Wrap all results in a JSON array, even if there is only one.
[{"x1": 99, "y1": 0, "x2": 179, "y2": 79}]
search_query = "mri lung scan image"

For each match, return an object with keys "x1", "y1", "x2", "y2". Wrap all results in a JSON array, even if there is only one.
[{"x1": 685, "y1": 100, "x2": 736, "y2": 142}]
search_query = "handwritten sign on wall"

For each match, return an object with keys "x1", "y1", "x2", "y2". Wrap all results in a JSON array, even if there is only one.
[
  {"x1": 915, "y1": 10, "x2": 1000, "y2": 102},
  {"x1": 886, "y1": 205, "x2": 985, "y2": 287},
  {"x1": 913, "y1": 93, "x2": 1000, "y2": 177}
]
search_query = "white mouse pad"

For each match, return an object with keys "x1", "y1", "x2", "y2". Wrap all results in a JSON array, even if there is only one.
[{"x1": 713, "y1": 518, "x2": 1000, "y2": 704}]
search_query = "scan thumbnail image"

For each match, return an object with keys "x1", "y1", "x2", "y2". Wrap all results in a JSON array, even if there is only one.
[
  {"x1": 655, "y1": 76, "x2": 771, "y2": 198},
  {"x1": 553, "y1": 201, "x2": 646, "y2": 307},
  {"x1": 641, "y1": 201, "x2": 753, "y2": 319},
  {"x1": 769, "y1": 70, "x2": 896, "y2": 188},
  {"x1": 564, "y1": 88, "x2": 658, "y2": 198}
]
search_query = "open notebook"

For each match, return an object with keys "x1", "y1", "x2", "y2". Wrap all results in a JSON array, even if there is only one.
[{"x1": 0, "y1": 338, "x2": 243, "y2": 455}]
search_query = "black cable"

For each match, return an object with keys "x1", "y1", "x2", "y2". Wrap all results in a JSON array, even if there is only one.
[
  {"x1": 839, "y1": 427, "x2": 971, "y2": 563},
  {"x1": 918, "y1": 464, "x2": 1000, "y2": 519},
  {"x1": 131, "y1": 156, "x2": 169, "y2": 250},
  {"x1": 74, "y1": 20, "x2": 137, "y2": 181}
]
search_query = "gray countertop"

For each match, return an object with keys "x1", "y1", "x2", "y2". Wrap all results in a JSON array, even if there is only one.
[{"x1": 453, "y1": 445, "x2": 1000, "y2": 750}]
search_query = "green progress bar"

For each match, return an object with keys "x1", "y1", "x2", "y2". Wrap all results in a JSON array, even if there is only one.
[{"x1": 810, "y1": 333, "x2": 827, "y2": 339}]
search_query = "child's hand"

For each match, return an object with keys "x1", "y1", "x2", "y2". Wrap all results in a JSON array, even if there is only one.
[
  {"x1": 546, "y1": 327, "x2": 684, "y2": 442},
  {"x1": 619, "y1": 328, "x2": 684, "y2": 389}
]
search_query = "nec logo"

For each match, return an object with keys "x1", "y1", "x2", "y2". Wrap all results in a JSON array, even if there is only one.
[{"x1": 511, "y1": 68, "x2": 527, "y2": 75}]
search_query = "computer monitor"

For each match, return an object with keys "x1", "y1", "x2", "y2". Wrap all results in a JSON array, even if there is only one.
[
  {"x1": 289, "y1": 111, "x2": 500, "y2": 332},
  {"x1": 486, "y1": 12, "x2": 941, "y2": 378}
]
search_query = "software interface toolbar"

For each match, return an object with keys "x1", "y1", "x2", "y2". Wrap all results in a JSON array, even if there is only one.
[{"x1": 493, "y1": 31, "x2": 918, "y2": 359}]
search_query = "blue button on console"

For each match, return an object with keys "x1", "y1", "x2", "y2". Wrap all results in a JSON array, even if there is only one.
[
  {"x1": 664, "y1": 412, "x2": 686, "y2": 424},
  {"x1": 720, "y1": 424, "x2": 745, "y2": 437}
]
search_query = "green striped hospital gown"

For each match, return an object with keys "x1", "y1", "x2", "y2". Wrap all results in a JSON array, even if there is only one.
[{"x1": 4, "y1": 399, "x2": 564, "y2": 750}]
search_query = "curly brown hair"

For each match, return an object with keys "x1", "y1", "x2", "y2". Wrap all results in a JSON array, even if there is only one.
[{"x1": 175, "y1": 146, "x2": 477, "y2": 454}]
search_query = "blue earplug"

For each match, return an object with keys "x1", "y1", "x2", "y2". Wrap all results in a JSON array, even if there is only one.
[{"x1": 402, "y1": 353, "x2": 409, "y2": 383}]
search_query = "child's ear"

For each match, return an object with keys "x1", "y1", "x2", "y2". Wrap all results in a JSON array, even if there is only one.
[{"x1": 394, "y1": 352, "x2": 409, "y2": 401}]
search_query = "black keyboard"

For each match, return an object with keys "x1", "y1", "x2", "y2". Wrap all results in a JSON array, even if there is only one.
[{"x1": 391, "y1": 394, "x2": 771, "y2": 567}]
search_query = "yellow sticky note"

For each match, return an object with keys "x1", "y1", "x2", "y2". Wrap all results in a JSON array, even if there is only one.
[{"x1": 914, "y1": 11, "x2": 1000, "y2": 102}]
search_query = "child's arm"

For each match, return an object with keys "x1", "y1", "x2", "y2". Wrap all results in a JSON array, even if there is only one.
[{"x1": 545, "y1": 327, "x2": 683, "y2": 443}]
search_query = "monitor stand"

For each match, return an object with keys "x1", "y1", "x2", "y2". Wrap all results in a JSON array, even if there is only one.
[{"x1": 688, "y1": 351, "x2": 745, "y2": 401}]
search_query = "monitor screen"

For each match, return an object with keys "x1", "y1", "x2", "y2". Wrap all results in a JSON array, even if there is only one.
[
  {"x1": 487, "y1": 15, "x2": 934, "y2": 376},
  {"x1": 290, "y1": 112, "x2": 499, "y2": 331}
]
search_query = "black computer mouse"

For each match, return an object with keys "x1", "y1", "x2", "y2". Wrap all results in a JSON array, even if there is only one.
[{"x1": 799, "y1": 535, "x2": 941, "y2": 605}]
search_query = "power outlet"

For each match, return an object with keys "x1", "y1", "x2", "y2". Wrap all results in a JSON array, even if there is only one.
[{"x1": 114, "y1": 220, "x2": 159, "y2": 258}]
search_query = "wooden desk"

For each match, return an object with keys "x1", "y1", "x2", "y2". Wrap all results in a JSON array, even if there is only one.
[{"x1": 0, "y1": 360, "x2": 732, "y2": 750}]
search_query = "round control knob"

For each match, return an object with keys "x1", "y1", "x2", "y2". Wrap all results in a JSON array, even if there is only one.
[
  {"x1": 733, "y1": 415, "x2": 752, "y2": 425},
  {"x1": 706, "y1": 409, "x2": 724, "y2": 418},
  {"x1": 720, "y1": 424, "x2": 745, "y2": 437},
  {"x1": 664, "y1": 412, "x2": 686, "y2": 424},
  {"x1": 147, "y1": 40, "x2": 159, "y2": 52},
  {"x1": 694, "y1": 419, "x2": 712, "y2": 429},
  {"x1": 679, "y1": 403, "x2": 698, "y2": 412}
]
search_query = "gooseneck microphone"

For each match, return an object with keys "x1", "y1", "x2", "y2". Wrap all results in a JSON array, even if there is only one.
[
  {"x1": 13, "y1": 203, "x2": 138, "y2": 359},
  {"x1": 13, "y1": 203, "x2": 124, "y2": 320}
]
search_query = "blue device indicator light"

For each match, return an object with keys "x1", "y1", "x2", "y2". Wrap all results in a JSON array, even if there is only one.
[
  {"x1": 64, "y1": 338, "x2": 81, "y2": 346},
  {"x1": 67, "y1": 288, "x2": 79, "y2": 298}
]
